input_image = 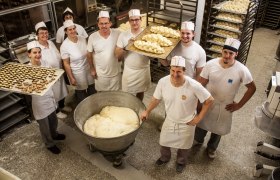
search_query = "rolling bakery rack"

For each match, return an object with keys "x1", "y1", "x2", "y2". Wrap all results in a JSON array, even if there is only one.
[
  {"x1": 256, "y1": 0, "x2": 280, "y2": 29},
  {"x1": 200, "y1": 0, "x2": 259, "y2": 64}
]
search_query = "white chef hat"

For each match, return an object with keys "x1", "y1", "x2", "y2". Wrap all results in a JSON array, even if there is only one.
[
  {"x1": 223, "y1": 38, "x2": 241, "y2": 52},
  {"x1": 170, "y1": 56, "x2": 185, "y2": 67},
  {"x1": 27, "y1": 41, "x2": 40, "y2": 51},
  {"x1": 63, "y1": 7, "x2": 73, "y2": 14},
  {"x1": 98, "y1": 11, "x2": 110, "y2": 18},
  {"x1": 35, "y1": 21, "x2": 46, "y2": 31},
  {"x1": 181, "y1": 21, "x2": 195, "y2": 31},
  {"x1": 63, "y1": 20, "x2": 75, "y2": 29},
  {"x1": 129, "y1": 9, "x2": 140, "y2": 17}
]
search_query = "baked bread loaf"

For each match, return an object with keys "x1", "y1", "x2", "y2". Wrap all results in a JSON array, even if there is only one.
[
  {"x1": 150, "y1": 26, "x2": 180, "y2": 38},
  {"x1": 134, "y1": 40, "x2": 165, "y2": 54},
  {"x1": 142, "y1": 33, "x2": 172, "y2": 47}
]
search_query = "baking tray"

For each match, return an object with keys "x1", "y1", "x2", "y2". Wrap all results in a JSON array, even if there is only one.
[
  {"x1": 125, "y1": 26, "x2": 181, "y2": 59},
  {"x1": 213, "y1": 1, "x2": 248, "y2": 15},
  {"x1": 0, "y1": 63, "x2": 64, "y2": 96}
]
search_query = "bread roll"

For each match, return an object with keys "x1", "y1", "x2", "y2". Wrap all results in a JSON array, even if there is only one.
[
  {"x1": 142, "y1": 33, "x2": 172, "y2": 47},
  {"x1": 134, "y1": 40, "x2": 165, "y2": 54}
]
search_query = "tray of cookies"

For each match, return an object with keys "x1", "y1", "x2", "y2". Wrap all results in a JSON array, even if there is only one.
[
  {"x1": 0, "y1": 63, "x2": 64, "y2": 96},
  {"x1": 125, "y1": 26, "x2": 181, "y2": 59}
]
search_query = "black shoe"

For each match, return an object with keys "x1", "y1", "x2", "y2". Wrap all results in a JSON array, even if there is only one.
[
  {"x1": 47, "y1": 145, "x2": 61, "y2": 154},
  {"x1": 176, "y1": 163, "x2": 185, "y2": 173},
  {"x1": 53, "y1": 133, "x2": 66, "y2": 140},
  {"x1": 155, "y1": 158, "x2": 169, "y2": 166}
]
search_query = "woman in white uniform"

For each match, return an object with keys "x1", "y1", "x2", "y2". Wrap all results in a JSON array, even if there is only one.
[
  {"x1": 60, "y1": 20, "x2": 95, "y2": 103},
  {"x1": 35, "y1": 21, "x2": 70, "y2": 119},
  {"x1": 115, "y1": 9, "x2": 150, "y2": 101},
  {"x1": 27, "y1": 41, "x2": 65, "y2": 154},
  {"x1": 194, "y1": 38, "x2": 256, "y2": 159},
  {"x1": 141, "y1": 56, "x2": 213, "y2": 173},
  {"x1": 56, "y1": 7, "x2": 88, "y2": 49}
]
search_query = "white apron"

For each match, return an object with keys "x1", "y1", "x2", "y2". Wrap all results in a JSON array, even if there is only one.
[
  {"x1": 72, "y1": 66, "x2": 94, "y2": 90},
  {"x1": 40, "y1": 41, "x2": 68, "y2": 102},
  {"x1": 160, "y1": 117, "x2": 196, "y2": 149},
  {"x1": 197, "y1": 100, "x2": 233, "y2": 135},
  {"x1": 32, "y1": 89, "x2": 57, "y2": 120},
  {"x1": 95, "y1": 73, "x2": 121, "y2": 91},
  {"x1": 122, "y1": 65, "x2": 151, "y2": 94},
  {"x1": 52, "y1": 76, "x2": 68, "y2": 102}
]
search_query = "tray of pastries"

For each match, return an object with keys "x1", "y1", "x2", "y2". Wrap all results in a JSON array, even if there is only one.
[
  {"x1": 125, "y1": 26, "x2": 181, "y2": 59},
  {"x1": 213, "y1": 0, "x2": 250, "y2": 15},
  {"x1": 0, "y1": 63, "x2": 64, "y2": 96}
]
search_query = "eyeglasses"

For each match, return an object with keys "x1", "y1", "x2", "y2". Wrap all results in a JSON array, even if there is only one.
[
  {"x1": 38, "y1": 32, "x2": 48, "y2": 35},
  {"x1": 98, "y1": 22, "x2": 110, "y2": 26},
  {"x1": 129, "y1": 19, "x2": 141, "y2": 22}
]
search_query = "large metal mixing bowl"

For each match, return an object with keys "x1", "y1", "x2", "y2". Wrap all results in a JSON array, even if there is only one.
[{"x1": 74, "y1": 91, "x2": 146, "y2": 152}]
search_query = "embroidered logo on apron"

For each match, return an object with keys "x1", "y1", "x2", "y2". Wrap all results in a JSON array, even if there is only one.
[{"x1": 182, "y1": 95, "x2": 187, "y2": 100}]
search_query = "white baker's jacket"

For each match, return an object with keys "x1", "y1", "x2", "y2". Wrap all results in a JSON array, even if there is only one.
[
  {"x1": 39, "y1": 40, "x2": 68, "y2": 102},
  {"x1": 30, "y1": 61, "x2": 57, "y2": 120}
]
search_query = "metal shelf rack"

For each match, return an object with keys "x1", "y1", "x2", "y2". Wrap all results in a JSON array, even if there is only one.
[
  {"x1": 146, "y1": 0, "x2": 198, "y2": 28},
  {"x1": 0, "y1": 89, "x2": 30, "y2": 134},
  {"x1": 256, "y1": 0, "x2": 280, "y2": 29},
  {"x1": 200, "y1": 0, "x2": 259, "y2": 64}
]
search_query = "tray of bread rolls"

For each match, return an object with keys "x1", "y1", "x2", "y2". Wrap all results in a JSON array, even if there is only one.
[
  {"x1": 213, "y1": 0, "x2": 250, "y2": 15},
  {"x1": 0, "y1": 63, "x2": 64, "y2": 96},
  {"x1": 125, "y1": 26, "x2": 181, "y2": 59}
]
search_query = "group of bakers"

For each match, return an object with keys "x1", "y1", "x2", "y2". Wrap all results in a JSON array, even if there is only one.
[{"x1": 26, "y1": 7, "x2": 256, "y2": 173}]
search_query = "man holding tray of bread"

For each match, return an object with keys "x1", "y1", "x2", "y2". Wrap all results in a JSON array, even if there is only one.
[
  {"x1": 115, "y1": 9, "x2": 151, "y2": 101},
  {"x1": 163, "y1": 21, "x2": 206, "y2": 80}
]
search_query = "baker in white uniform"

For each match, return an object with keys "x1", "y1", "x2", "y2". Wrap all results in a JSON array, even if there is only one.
[
  {"x1": 56, "y1": 7, "x2": 88, "y2": 49},
  {"x1": 87, "y1": 11, "x2": 121, "y2": 91},
  {"x1": 162, "y1": 21, "x2": 206, "y2": 80},
  {"x1": 60, "y1": 20, "x2": 95, "y2": 104},
  {"x1": 35, "y1": 21, "x2": 70, "y2": 119},
  {"x1": 115, "y1": 9, "x2": 150, "y2": 101},
  {"x1": 194, "y1": 38, "x2": 256, "y2": 159},
  {"x1": 141, "y1": 56, "x2": 213, "y2": 173},
  {"x1": 27, "y1": 41, "x2": 66, "y2": 155}
]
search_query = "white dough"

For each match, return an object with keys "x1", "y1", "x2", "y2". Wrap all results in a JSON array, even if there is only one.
[{"x1": 84, "y1": 106, "x2": 139, "y2": 138}]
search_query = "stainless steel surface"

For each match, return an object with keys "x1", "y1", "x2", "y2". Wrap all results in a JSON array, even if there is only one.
[
  {"x1": 0, "y1": 1, "x2": 50, "y2": 16},
  {"x1": 74, "y1": 91, "x2": 146, "y2": 152}
]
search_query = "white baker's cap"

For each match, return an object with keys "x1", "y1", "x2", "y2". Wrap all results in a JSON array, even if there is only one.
[
  {"x1": 223, "y1": 38, "x2": 241, "y2": 52},
  {"x1": 63, "y1": 7, "x2": 73, "y2": 14},
  {"x1": 170, "y1": 56, "x2": 185, "y2": 67},
  {"x1": 98, "y1": 11, "x2": 110, "y2": 18},
  {"x1": 181, "y1": 21, "x2": 194, "y2": 31},
  {"x1": 35, "y1": 21, "x2": 46, "y2": 31},
  {"x1": 129, "y1": 9, "x2": 140, "y2": 17},
  {"x1": 63, "y1": 20, "x2": 75, "y2": 29},
  {"x1": 27, "y1": 41, "x2": 40, "y2": 51}
]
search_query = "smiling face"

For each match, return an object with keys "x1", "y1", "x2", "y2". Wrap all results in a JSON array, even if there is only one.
[
  {"x1": 65, "y1": 25, "x2": 77, "y2": 38},
  {"x1": 98, "y1": 17, "x2": 112, "y2": 34},
  {"x1": 221, "y1": 49, "x2": 238, "y2": 64},
  {"x1": 37, "y1": 29, "x2": 49, "y2": 42},
  {"x1": 170, "y1": 66, "x2": 185, "y2": 85},
  {"x1": 180, "y1": 29, "x2": 194, "y2": 44},
  {"x1": 129, "y1": 16, "x2": 141, "y2": 31},
  {"x1": 28, "y1": 47, "x2": 41, "y2": 65}
]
